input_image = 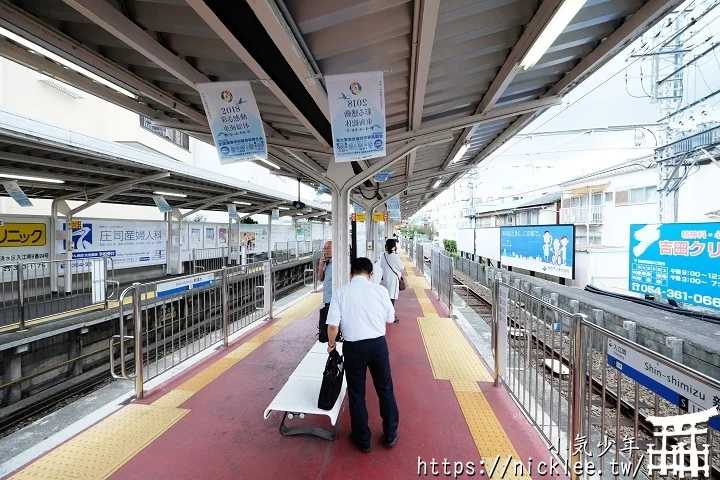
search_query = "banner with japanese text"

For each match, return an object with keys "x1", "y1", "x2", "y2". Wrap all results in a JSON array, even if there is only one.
[
  {"x1": 0, "y1": 216, "x2": 50, "y2": 264},
  {"x1": 326, "y1": 71, "x2": 385, "y2": 162},
  {"x1": 197, "y1": 81, "x2": 267, "y2": 164},
  {"x1": 500, "y1": 225, "x2": 575, "y2": 279},
  {"x1": 59, "y1": 219, "x2": 166, "y2": 269},
  {"x1": 629, "y1": 222, "x2": 720, "y2": 311}
]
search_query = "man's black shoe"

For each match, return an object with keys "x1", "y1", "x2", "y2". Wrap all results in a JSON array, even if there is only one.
[
  {"x1": 384, "y1": 432, "x2": 398, "y2": 448},
  {"x1": 352, "y1": 438, "x2": 371, "y2": 454}
]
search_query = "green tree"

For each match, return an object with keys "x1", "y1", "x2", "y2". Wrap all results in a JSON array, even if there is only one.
[
  {"x1": 443, "y1": 239, "x2": 457, "y2": 254},
  {"x1": 241, "y1": 217, "x2": 258, "y2": 224}
]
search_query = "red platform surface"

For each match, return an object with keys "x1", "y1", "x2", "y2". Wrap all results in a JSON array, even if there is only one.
[{"x1": 104, "y1": 283, "x2": 560, "y2": 480}]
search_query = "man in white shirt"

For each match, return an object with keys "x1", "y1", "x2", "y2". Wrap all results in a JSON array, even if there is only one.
[{"x1": 326, "y1": 257, "x2": 399, "y2": 453}]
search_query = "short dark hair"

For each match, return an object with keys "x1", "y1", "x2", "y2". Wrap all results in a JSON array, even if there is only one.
[
  {"x1": 385, "y1": 238, "x2": 397, "y2": 253},
  {"x1": 351, "y1": 257, "x2": 373, "y2": 276}
]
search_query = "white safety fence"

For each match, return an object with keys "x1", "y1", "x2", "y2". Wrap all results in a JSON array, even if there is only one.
[
  {"x1": 111, "y1": 262, "x2": 273, "y2": 399},
  {"x1": 491, "y1": 279, "x2": 720, "y2": 480}
]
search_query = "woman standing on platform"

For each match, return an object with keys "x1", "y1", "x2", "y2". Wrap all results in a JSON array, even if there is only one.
[{"x1": 380, "y1": 238, "x2": 405, "y2": 323}]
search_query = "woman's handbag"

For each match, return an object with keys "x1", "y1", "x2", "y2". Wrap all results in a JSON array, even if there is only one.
[{"x1": 385, "y1": 253, "x2": 406, "y2": 291}]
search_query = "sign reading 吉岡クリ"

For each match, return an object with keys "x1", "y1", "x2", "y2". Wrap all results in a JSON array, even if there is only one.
[
  {"x1": 157, "y1": 273, "x2": 215, "y2": 298},
  {"x1": 500, "y1": 225, "x2": 575, "y2": 279},
  {"x1": 197, "y1": 81, "x2": 267, "y2": 164},
  {"x1": 326, "y1": 71, "x2": 386, "y2": 162},
  {"x1": 59, "y1": 219, "x2": 166, "y2": 269},
  {"x1": 629, "y1": 222, "x2": 720, "y2": 311},
  {"x1": 3, "y1": 181, "x2": 32, "y2": 207},
  {"x1": 606, "y1": 337, "x2": 720, "y2": 429}
]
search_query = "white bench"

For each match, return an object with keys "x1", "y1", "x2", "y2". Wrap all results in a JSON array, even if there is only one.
[{"x1": 263, "y1": 341, "x2": 346, "y2": 440}]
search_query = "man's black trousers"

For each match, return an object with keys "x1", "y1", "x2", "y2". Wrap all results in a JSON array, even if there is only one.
[{"x1": 343, "y1": 335, "x2": 399, "y2": 447}]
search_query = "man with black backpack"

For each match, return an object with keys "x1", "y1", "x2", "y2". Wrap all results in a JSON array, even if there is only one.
[{"x1": 325, "y1": 257, "x2": 399, "y2": 454}]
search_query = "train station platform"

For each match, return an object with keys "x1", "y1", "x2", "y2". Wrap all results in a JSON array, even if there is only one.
[{"x1": 2, "y1": 253, "x2": 561, "y2": 480}]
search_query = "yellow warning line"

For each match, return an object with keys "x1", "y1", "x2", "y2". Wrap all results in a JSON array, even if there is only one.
[
  {"x1": 401, "y1": 252, "x2": 529, "y2": 478},
  {"x1": 9, "y1": 293, "x2": 323, "y2": 480}
]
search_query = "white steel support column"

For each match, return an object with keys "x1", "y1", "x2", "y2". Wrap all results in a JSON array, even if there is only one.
[{"x1": 267, "y1": 212, "x2": 273, "y2": 319}]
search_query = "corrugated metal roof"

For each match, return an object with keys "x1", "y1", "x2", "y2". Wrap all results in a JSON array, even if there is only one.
[{"x1": 0, "y1": 0, "x2": 682, "y2": 218}]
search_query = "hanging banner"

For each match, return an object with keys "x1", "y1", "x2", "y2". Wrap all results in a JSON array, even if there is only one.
[
  {"x1": 326, "y1": 71, "x2": 386, "y2": 162},
  {"x1": 3, "y1": 181, "x2": 32, "y2": 207},
  {"x1": 152, "y1": 195, "x2": 172, "y2": 213},
  {"x1": 374, "y1": 170, "x2": 394, "y2": 182},
  {"x1": 197, "y1": 81, "x2": 267, "y2": 164},
  {"x1": 228, "y1": 204, "x2": 239, "y2": 219},
  {"x1": 386, "y1": 196, "x2": 400, "y2": 211},
  {"x1": 272, "y1": 208, "x2": 280, "y2": 221}
]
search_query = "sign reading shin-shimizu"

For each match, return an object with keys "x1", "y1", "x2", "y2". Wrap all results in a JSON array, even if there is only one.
[
  {"x1": 197, "y1": 81, "x2": 267, "y2": 164},
  {"x1": 326, "y1": 71, "x2": 386, "y2": 162}
]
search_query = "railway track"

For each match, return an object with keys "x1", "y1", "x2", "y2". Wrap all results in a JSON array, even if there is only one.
[{"x1": 453, "y1": 277, "x2": 720, "y2": 479}]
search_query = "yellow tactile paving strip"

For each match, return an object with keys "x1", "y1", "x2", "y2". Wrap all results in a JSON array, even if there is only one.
[
  {"x1": 402, "y1": 252, "x2": 529, "y2": 478},
  {"x1": 9, "y1": 293, "x2": 323, "y2": 480}
]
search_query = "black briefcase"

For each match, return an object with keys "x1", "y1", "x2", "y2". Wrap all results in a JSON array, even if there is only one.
[{"x1": 318, "y1": 349, "x2": 344, "y2": 410}]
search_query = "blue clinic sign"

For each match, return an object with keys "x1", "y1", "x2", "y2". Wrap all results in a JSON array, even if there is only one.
[
  {"x1": 629, "y1": 223, "x2": 720, "y2": 310},
  {"x1": 197, "y1": 81, "x2": 267, "y2": 164},
  {"x1": 326, "y1": 71, "x2": 386, "y2": 162},
  {"x1": 500, "y1": 225, "x2": 575, "y2": 279}
]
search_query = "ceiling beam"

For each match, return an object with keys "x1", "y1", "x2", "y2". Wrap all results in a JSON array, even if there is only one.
[
  {"x1": 436, "y1": 0, "x2": 565, "y2": 174},
  {"x1": 185, "y1": 0, "x2": 331, "y2": 147},
  {"x1": 245, "y1": 0, "x2": 329, "y2": 120},
  {"x1": 406, "y1": 0, "x2": 440, "y2": 182}
]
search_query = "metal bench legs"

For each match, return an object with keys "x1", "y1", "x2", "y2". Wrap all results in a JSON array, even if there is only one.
[{"x1": 279, "y1": 412, "x2": 339, "y2": 441}]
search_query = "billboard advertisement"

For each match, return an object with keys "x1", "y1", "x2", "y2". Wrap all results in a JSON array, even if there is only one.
[
  {"x1": 0, "y1": 216, "x2": 51, "y2": 264},
  {"x1": 629, "y1": 222, "x2": 720, "y2": 311},
  {"x1": 60, "y1": 219, "x2": 165, "y2": 268},
  {"x1": 500, "y1": 225, "x2": 575, "y2": 279}
]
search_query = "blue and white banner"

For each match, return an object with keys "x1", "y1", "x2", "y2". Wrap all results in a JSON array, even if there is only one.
[
  {"x1": 374, "y1": 170, "x2": 394, "y2": 182},
  {"x1": 500, "y1": 225, "x2": 575, "y2": 279},
  {"x1": 326, "y1": 71, "x2": 386, "y2": 162},
  {"x1": 228, "y1": 204, "x2": 239, "y2": 219},
  {"x1": 198, "y1": 81, "x2": 267, "y2": 164},
  {"x1": 629, "y1": 222, "x2": 720, "y2": 310},
  {"x1": 386, "y1": 195, "x2": 401, "y2": 220},
  {"x1": 59, "y1": 219, "x2": 165, "y2": 268},
  {"x1": 157, "y1": 273, "x2": 215, "y2": 298},
  {"x1": 3, "y1": 181, "x2": 32, "y2": 207},
  {"x1": 152, "y1": 195, "x2": 172, "y2": 213}
]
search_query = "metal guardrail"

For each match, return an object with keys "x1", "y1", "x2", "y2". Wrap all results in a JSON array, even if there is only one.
[
  {"x1": 491, "y1": 278, "x2": 720, "y2": 480},
  {"x1": 0, "y1": 256, "x2": 114, "y2": 331},
  {"x1": 430, "y1": 250, "x2": 453, "y2": 316},
  {"x1": 112, "y1": 262, "x2": 272, "y2": 399}
]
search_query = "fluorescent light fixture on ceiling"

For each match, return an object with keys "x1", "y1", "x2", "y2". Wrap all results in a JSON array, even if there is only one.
[
  {"x1": 278, "y1": 206, "x2": 290, "y2": 210},
  {"x1": 433, "y1": 180, "x2": 442, "y2": 189},
  {"x1": 255, "y1": 157, "x2": 280, "y2": 169},
  {"x1": 451, "y1": 143, "x2": 470, "y2": 164},
  {"x1": 519, "y1": 0, "x2": 589, "y2": 70},
  {"x1": 0, "y1": 173, "x2": 65, "y2": 184},
  {"x1": 234, "y1": 201, "x2": 252, "y2": 205},
  {"x1": 0, "y1": 26, "x2": 137, "y2": 98},
  {"x1": 154, "y1": 190, "x2": 186, "y2": 198}
]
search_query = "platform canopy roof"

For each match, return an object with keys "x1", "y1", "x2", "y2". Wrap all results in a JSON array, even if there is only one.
[
  {"x1": 0, "y1": 0, "x2": 682, "y2": 218},
  {"x1": 0, "y1": 110, "x2": 331, "y2": 219}
]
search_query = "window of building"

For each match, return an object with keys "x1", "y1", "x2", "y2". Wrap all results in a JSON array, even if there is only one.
[
  {"x1": 605, "y1": 192, "x2": 614, "y2": 202},
  {"x1": 140, "y1": 116, "x2": 190, "y2": 151},
  {"x1": 616, "y1": 186, "x2": 657, "y2": 205}
]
